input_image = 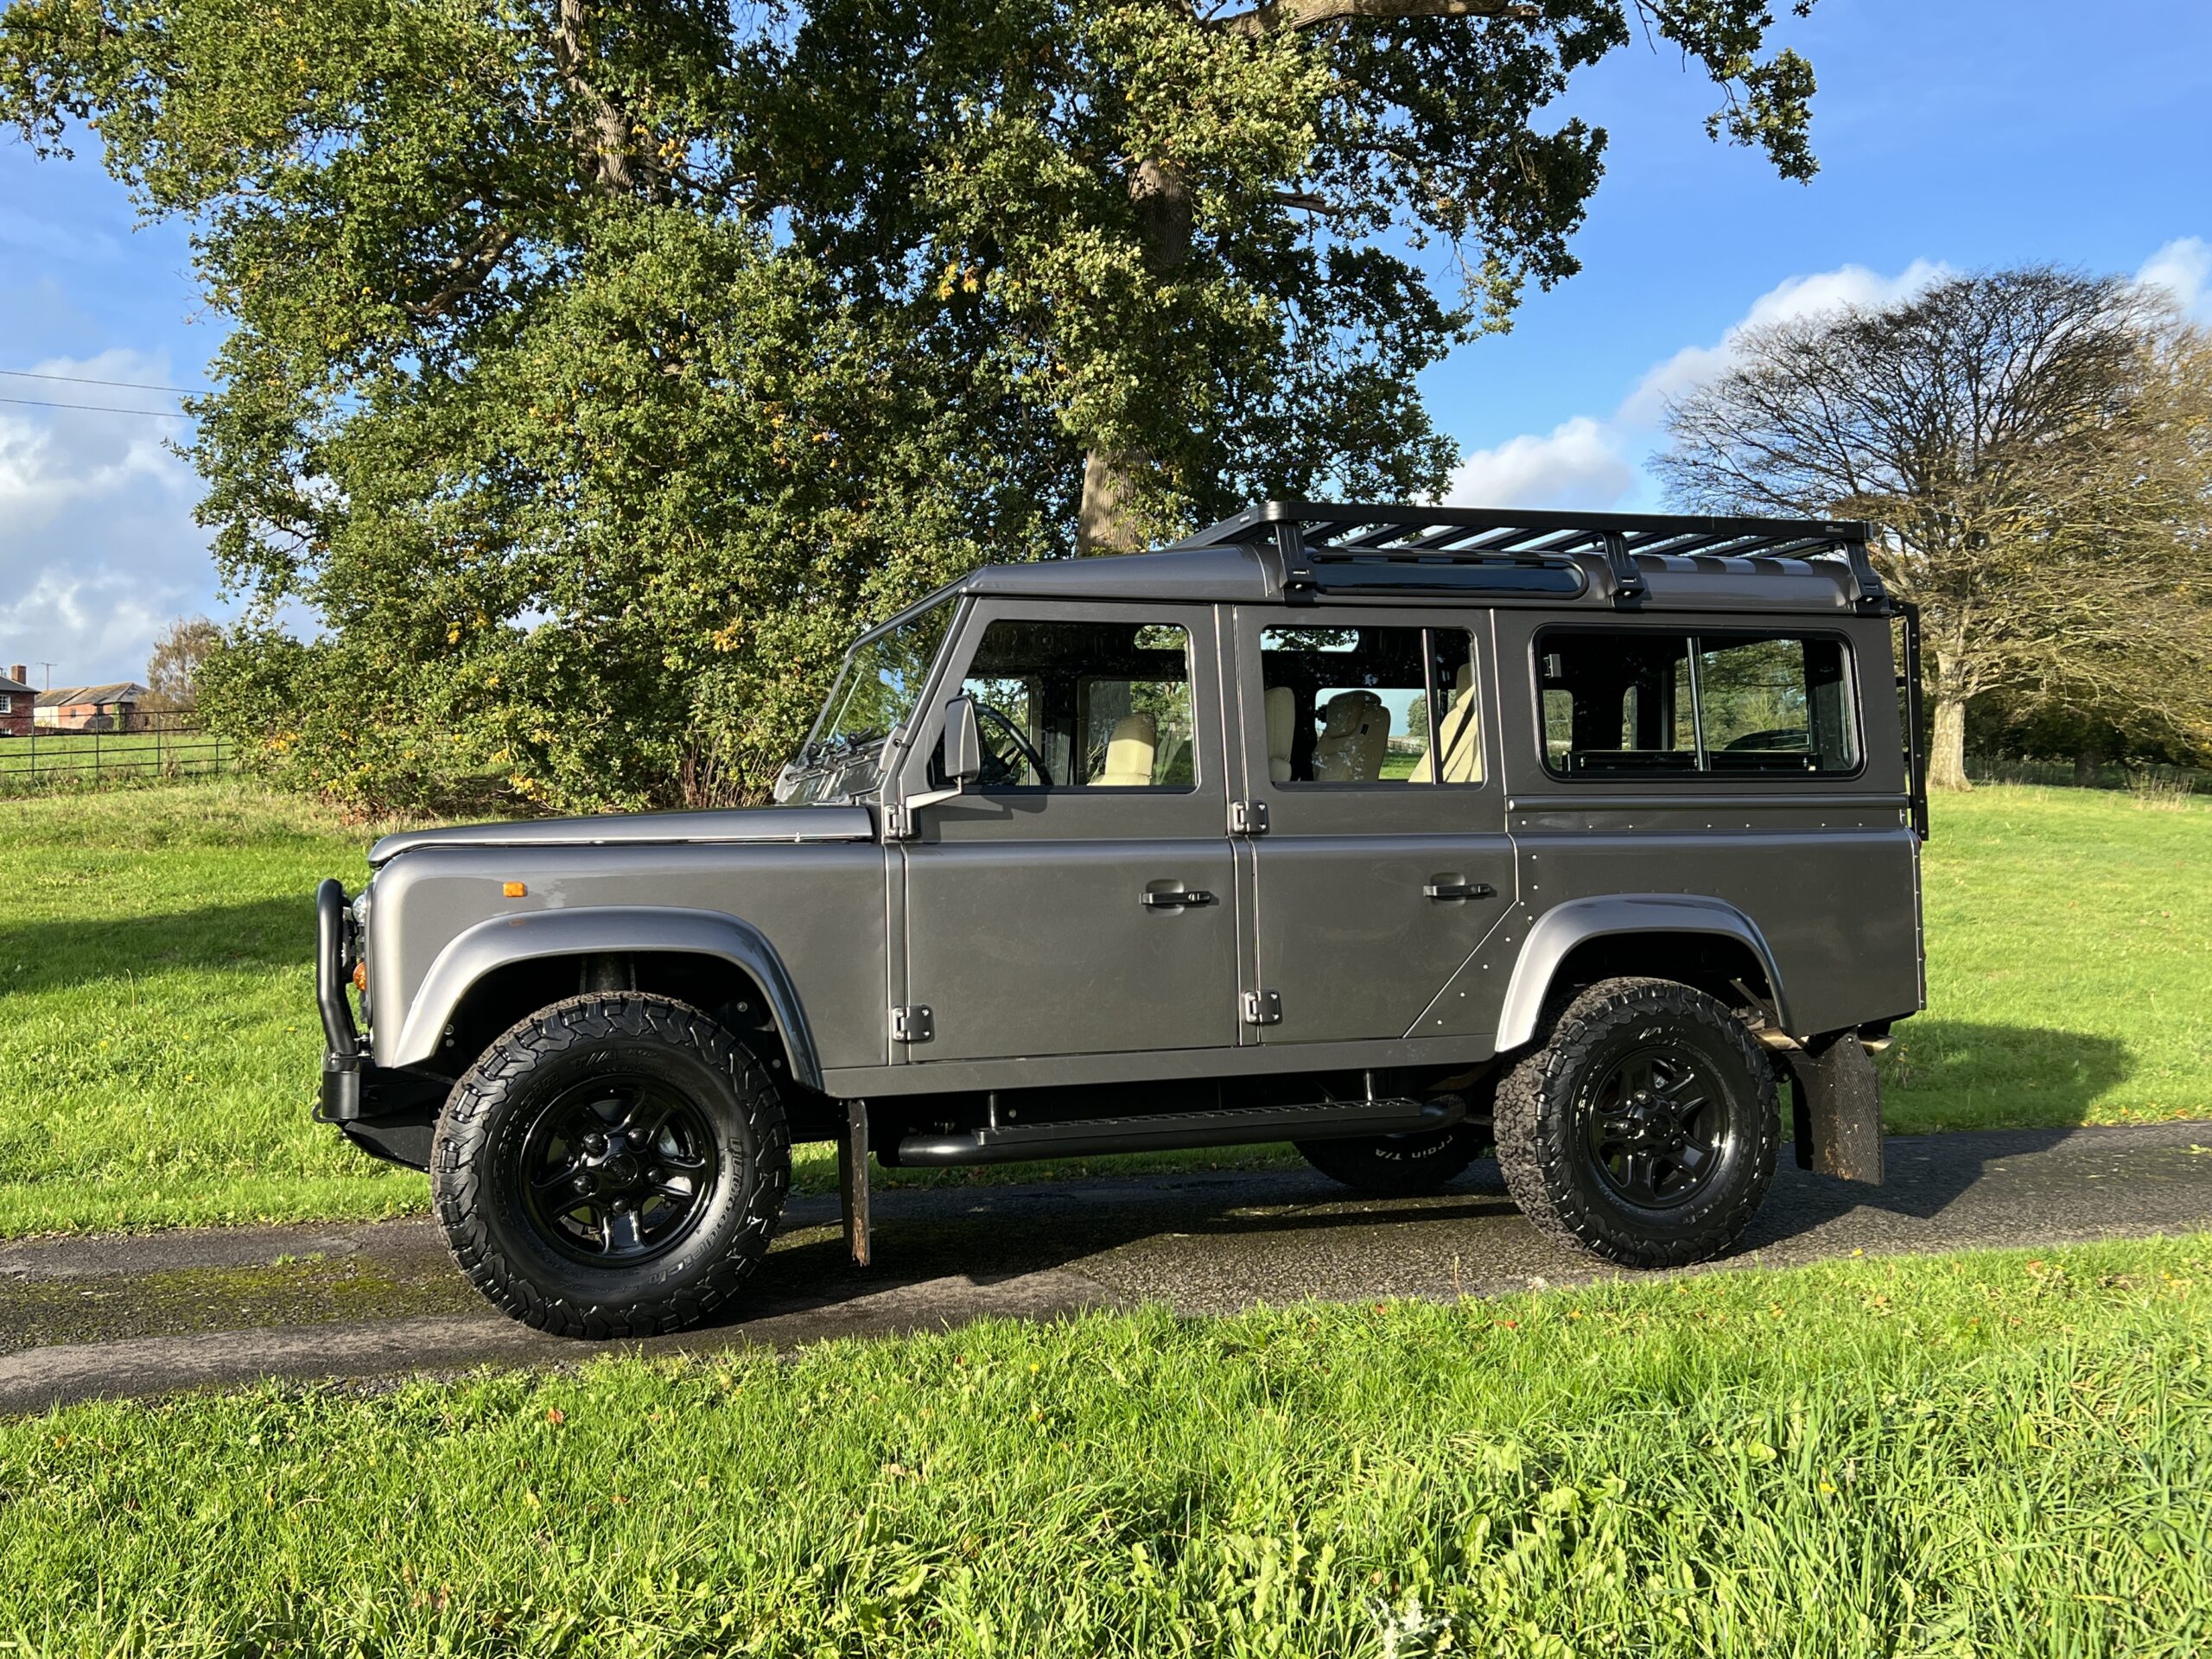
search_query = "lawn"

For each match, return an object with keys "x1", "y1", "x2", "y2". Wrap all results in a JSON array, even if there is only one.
[
  {"x1": 0, "y1": 779, "x2": 2204, "y2": 1236},
  {"x1": 2, "y1": 1233, "x2": 2206, "y2": 1656}
]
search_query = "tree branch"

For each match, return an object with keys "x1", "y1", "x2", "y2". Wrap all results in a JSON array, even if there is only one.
[{"x1": 1208, "y1": 0, "x2": 1537, "y2": 41}]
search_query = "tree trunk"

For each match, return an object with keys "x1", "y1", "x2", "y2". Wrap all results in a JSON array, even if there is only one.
[
  {"x1": 1928, "y1": 694, "x2": 1970, "y2": 791},
  {"x1": 1076, "y1": 159, "x2": 1195, "y2": 556},
  {"x1": 2072, "y1": 741, "x2": 2103, "y2": 789},
  {"x1": 1077, "y1": 450, "x2": 1147, "y2": 557}
]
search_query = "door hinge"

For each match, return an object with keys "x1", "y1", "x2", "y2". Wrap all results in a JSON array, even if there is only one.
[
  {"x1": 1229, "y1": 799, "x2": 1269, "y2": 836},
  {"x1": 1242, "y1": 989, "x2": 1282, "y2": 1027},
  {"x1": 891, "y1": 1004, "x2": 934, "y2": 1044}
]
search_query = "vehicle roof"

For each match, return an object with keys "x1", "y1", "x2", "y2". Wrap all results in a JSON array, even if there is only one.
[{"x1": 949, "y1": 500, "x2": 1885, "y2": 616}]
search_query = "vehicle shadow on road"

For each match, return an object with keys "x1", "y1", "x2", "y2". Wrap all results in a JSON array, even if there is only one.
[
  {"x1": 711, "y1": 1021, "x2": 2137, "y2": 1328},
  {"x1": 1745, "y1": 1020, "x2": 2133, "y2": 1246}
]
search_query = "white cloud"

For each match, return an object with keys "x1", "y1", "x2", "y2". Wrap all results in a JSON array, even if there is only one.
[
  {"x1": 2137, "y1": 236, "x2": 2210, "y2": 320},
  {"x1": 1446, "y1": 416, "x2": 1635, "y2": 510},
  {"x1": 1619, "y1": 258, "x2": 1949, "y2": 427},
  {"x1": 1449, "y1": 257, "x2": 1950, "y2": 511},
  {"x1": 0, "y1": 349, "x2": 222, "y2": 688}
]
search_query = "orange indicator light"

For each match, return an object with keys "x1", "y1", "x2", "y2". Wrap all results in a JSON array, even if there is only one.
[
  {"x1": 352, "y1": 962, "x2": 367, "y2": 993},
  {"x1": 503, "y1": 880, "x2": 528, "y2": 898}
]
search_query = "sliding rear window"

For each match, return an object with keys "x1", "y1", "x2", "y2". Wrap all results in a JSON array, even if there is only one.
[{"x1": 1537, "y1": 628, "x2": 1859, "y2": 779}]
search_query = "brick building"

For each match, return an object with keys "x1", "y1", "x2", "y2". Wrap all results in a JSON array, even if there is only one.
[{"x1": 0, "y1": 665, "x2": 32, "y2": 737}]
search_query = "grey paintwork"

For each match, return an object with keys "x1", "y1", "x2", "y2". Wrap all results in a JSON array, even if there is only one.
[
  {"x1": 340, "y1": 539, "x2": 1923, "y2": 1128},
  {"x1": 364, "y1": 833, "x2": 890, "y2": 1076},
  {"x1": 1491, "y1": 894, "x2": 1789, "y2": 1052},
  {"x1": 369, "y1": 804, "x2": 872, "y2": 865},
  {"x1": 388, "y1": 906, "x2": 826, "y2": 1087}
]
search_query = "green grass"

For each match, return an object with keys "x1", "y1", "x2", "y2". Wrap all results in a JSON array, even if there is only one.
[
  {"x1": 3, "y1": 1234, "x2": 2207, "y2": 1656},
  {"x1": 1882, "y1": 783, "x2": 2212, "y2": 1131},
  {"x1": 0, "y1": 780, "x2": 2204, "y2": 1236}
]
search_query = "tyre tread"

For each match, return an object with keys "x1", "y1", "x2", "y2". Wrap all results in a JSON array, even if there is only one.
[
  {"x1": 430, "y1": 992, "x2": 791, "y2": 1338},
  {"x1": 1493, "y1": 976, "x2": 1777, "y2": 1268}
]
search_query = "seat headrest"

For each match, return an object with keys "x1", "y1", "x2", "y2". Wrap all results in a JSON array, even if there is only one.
[{"x1": 1320, "y1": 689, "x2": 1383, "y2": 737}]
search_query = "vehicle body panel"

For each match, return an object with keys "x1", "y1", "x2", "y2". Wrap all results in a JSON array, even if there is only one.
[{"x1": 365, "y1": 837, "x2": 889, "y2": 1074}]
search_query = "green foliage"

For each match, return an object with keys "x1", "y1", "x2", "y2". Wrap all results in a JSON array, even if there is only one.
[
  {"x1": 2, "y1": 1236, "x2": 2208, "y2": 1654},
  {"x1": 2, "y1": 0, "x2": 1827, "y2": 810}
]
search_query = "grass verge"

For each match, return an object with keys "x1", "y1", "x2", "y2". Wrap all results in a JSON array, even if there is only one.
[
  {"x1": 2, "y1": 1234, "x2": 2207, "y2": 1656},
  {"x1": 0, "y1": 780, "x2": 2204, "y2": 1236}
]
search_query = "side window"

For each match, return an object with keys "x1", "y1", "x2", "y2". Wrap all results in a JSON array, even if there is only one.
[
  {"x1": 1260, "y1": 624, "x2": 1483, "y2": 786},
  {"x1": 1697, "y1": 636, "x2": 1858, "y2": 772},
  {"x1": 954, "y1": 618, "x2": 1195, "y2": 791},
  {"x1": 1539, "y1": 630, "x2": 1857, "y2": 777}
]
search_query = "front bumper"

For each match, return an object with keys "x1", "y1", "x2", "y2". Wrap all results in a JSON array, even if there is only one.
[
  {"x1": 314, "y1": 877, "x2": 365, "y2": 1123},
  {"x1": 313, "y1": 878, "x2": 447, "y2": 1168}
]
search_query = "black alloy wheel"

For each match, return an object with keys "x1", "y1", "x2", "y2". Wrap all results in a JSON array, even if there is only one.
[
  {"x1": 518, "y1": 1075, "x2": 722, "y2": 1264},
  {"x1": 1578, "y1": 1044, "x2": 1727, "y2": 1210},
  {"x1": 431, "y1": 993, "x2": 790, "y2": 1338},
  {"x1": 1493, "y1": 976, "x2": 1777, "y2": 1268}
]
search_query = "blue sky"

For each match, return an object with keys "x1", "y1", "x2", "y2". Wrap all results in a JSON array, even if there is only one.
[{"x1": 3, "y1": 0, "x2": 2209, "y2": 685}]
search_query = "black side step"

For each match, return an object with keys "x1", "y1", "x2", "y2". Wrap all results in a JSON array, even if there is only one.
[{"x1": 895, "y1": 1095, "x2": 1465, "y2": 1168}]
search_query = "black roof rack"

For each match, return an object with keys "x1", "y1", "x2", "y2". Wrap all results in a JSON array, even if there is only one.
[{"x1": 1167, "y1": 501, "x2": 1889, "y2": 612}]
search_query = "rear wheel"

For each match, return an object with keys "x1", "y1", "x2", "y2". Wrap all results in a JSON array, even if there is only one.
[
  {"x1": 1296, "y1": 1104, "x2": 1490, "y2": 1198},
  {"x1": 431, "y1": 993, "x2": 790, "y2": 1338},
  {"x1": 1493, "y1": 977, "x2": 1777, "y2": 1268}
]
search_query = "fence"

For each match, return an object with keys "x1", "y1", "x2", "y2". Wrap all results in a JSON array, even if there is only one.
[
  {"x1": 1965, "y1": 753, "x2": 2212, "y2": 795},
  {"x1": 0, "y1": 715, "x2": 233, "y2": 792}
]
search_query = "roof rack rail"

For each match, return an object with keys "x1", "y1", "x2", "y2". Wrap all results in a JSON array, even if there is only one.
[{"x1": 1167, "y1": 501, "x2": 1889, "y2": 612}]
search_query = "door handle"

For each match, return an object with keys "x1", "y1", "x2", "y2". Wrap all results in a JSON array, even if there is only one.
[
  {"x1": 1424, "y1": 880, "x2": 1496, "y2": 901},
  {"x1": 1141, "y1": 888, "x2": 1217, "y2": 909}
]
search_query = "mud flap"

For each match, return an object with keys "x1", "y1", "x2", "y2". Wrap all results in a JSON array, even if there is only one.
[
  {"x1": 1783, "y1": 1033, "x2": 1885, "y2": 1185},
  {"x1": 837, "y1": 1096, "x2": 872, "y2": 1268}
]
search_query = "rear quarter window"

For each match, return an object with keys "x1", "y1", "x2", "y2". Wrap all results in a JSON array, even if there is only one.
[{"x1": 1537, "y1": 627, "x2": 1859, "y2": 778}]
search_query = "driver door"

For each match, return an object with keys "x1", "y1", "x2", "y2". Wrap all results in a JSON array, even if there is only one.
[{"x1": 894, "y1": 600, "x2": 1240, "y2": 1064}]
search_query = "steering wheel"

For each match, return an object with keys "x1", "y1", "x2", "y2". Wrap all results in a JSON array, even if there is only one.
[{"x1": 973, "y1": 702, "x2": 1053, "y2": 787}]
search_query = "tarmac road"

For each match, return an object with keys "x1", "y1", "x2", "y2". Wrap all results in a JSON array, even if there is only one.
[{"x1": 2, "y1": 1120, "x2": 2208, "y2": 1414}]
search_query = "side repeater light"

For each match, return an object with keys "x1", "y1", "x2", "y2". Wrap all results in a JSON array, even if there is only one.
[{"x1": 502, "y1": 881, "x2": 528, "y2": 899}]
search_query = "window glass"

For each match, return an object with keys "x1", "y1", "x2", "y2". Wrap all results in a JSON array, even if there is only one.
[
  {"x1": 1538, "y1": 630, "x2": 1857, "y2": 776},
  {"x1": 1698, "y1": 636, "x2": 1858, "y2": 772},
  {"x1": 954, "y1": 618, "x2": 1194, "y2": 790},
  {"x1": 1259, "y1": 625, "x2": 1481, "y2": 785}
]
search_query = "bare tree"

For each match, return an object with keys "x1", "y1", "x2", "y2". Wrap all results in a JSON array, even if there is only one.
[
  {"x1": 144, "y1": 616, "x2": 226, "y2": 713},
  {"x1": 1656, "y1": 268, "x2": 2212, "y2": 791}
]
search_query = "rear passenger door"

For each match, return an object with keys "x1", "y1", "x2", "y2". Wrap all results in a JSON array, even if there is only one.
[{"x1": 1229, "y1": 607, "x2": 1518, "y2": 1047}]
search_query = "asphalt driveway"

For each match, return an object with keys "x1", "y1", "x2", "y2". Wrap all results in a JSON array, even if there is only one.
[{"x1": 2, "y1": 1120, "x2": 2207, "y2": 1413}]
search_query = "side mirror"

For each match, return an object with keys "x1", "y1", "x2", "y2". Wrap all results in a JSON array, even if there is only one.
[{"x1": 943, "y1": 695, "x2": 983, "y2": 786}]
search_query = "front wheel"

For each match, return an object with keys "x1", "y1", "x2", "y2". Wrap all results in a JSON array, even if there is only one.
[
  {"x1": 1493, "y1": 977, "x2": 1777, "y2": 1268},
  {"x1": 430, "y1": 993, "x2": 791, "y2": 1338}
]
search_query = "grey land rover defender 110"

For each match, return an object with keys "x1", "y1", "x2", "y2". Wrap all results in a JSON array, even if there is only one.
[{"x1": 315, "y1": 502, "x2": 1929, "y2": 1337}]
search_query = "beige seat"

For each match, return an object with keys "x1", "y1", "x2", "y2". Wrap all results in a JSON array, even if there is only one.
[
  {"x1": 1408, "y1": 664, "x2": 1483, "y2": 783},
  {"x1": 1312, "y1": 690, "x2": 1389, "y2": 782},
  {"x1": 1263, "y1": 686, "x2": 1295, "y2": 784},
  {"x1": 1090, "y1": 713, "x2": 1157, "y2": 785}
]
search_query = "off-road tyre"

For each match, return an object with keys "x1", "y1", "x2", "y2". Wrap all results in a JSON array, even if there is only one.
[
  {"x1": 431, "y1": 993, "x2": 791, "y2": 1338},
  {"x1": 1295, "y1": 1116, "x2": 1490, "y2": 1198},
  {"x1": 1493, "y1": 977, "x2": 1777, "y2": 1268}
]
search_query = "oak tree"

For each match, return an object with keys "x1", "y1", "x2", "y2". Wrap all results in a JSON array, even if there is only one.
[
  {"x1": 3, "y1": 0, "x2": 1828, "y2": 809},
  {"x1": 1656, "y1": 268, "x2": 2212, "y2": 791}
]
